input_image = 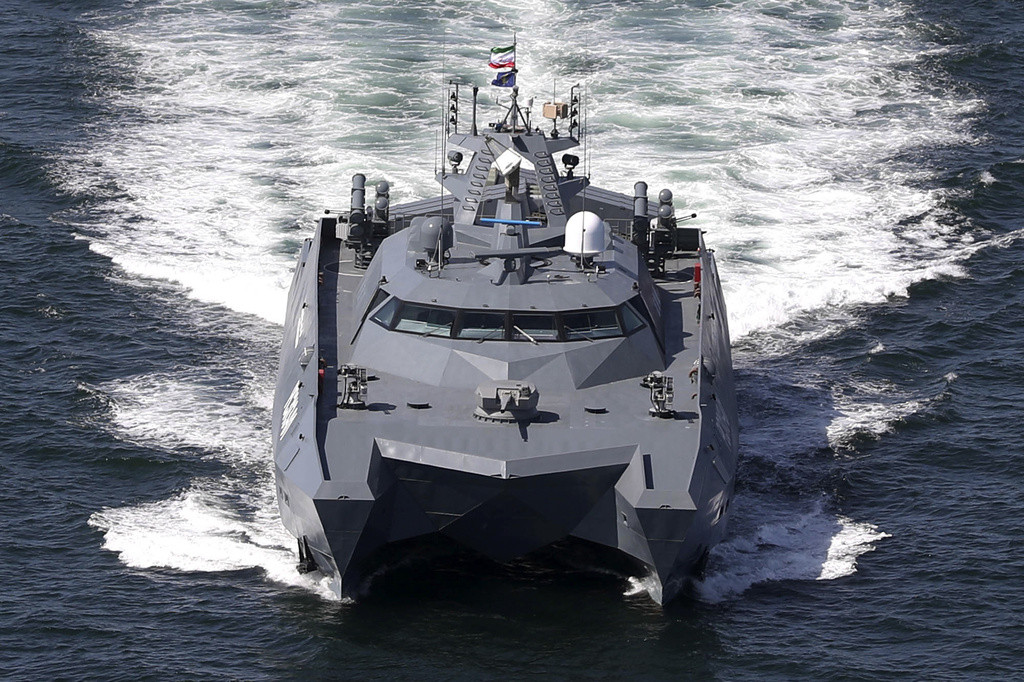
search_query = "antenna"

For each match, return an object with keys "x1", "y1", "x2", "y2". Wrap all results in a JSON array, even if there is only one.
[
  {"x1": 438, "y1": 32, "x2": 447, "y2": 270},
  {"x1": 571, "y1": 83, "x2": 588, "y2": 223},
  {"x1": 440, "y1": 32, "x2": 447, "y2": 177},
  {"x1": 471, "y1": 85, "x2": 479, "y2": 136},
  {"x1": 583, "y1": 85, "x2": 589, "y2": 178}
]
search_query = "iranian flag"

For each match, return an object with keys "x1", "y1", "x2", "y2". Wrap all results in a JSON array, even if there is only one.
[{"x1": 489, "y1": 45, "x2": 515, "y2": 69}]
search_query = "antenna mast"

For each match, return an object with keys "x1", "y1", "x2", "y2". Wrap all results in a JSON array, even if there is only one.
[{"x1": 437, "y1": 33, "x2": 449, "y2": 270}]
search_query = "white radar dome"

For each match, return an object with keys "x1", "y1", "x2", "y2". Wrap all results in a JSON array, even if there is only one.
[{"x1": 563, "y1": 211, "x2": 607, "y2": 257}]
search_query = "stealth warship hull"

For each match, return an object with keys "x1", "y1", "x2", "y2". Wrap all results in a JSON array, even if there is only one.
[{"x1": 272, "y1": 83, "x2": 737, "y2": 604}]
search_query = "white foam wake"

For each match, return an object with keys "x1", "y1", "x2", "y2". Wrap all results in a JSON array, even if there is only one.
[
  {"x1": 97, "y1": 372, "x2": 266, "y2": 463},
  {"x1": 827, "y1": 396, "x2": 927, "y2": 449},
  {"x1": 53, "y1": 0, "x2": 982, "y2": 341},
  {"x1": 89, "y1": 488, "x2": 340, "y2": 601},
  {"x1": 697, "y1": 505, "x2": 890, "y2": 603},
  {"x1": 826, "y1": 374, "x2": 959, "y2": 450},
  {"x1": 88, "y1": 370, "x2": 342, "y2": 600},
  {"x1": 489, "y1": 0, "x2": 981, "y2": 341}
]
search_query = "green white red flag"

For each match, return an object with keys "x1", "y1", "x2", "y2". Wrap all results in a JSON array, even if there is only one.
[{"x1": 489, "y1": 45, "x2": 515, "y2": 69}]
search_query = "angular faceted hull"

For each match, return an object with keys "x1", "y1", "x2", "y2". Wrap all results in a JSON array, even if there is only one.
[{"x1": 272, "y1": 84, "x2": 738, "y2": 604}]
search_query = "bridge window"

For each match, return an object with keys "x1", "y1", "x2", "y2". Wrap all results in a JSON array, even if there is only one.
[
  {"x1": 628, "y1": 294, "x2": 655, "y2": 330},
  {"x1": 511, "y1": 313, "x2": 559, "y2": 341},
  {"x1": 562, "y1": 309, "x2": 621, "y2": 340},
  {"x1": 370, "y1": 296, "x2": 401, "y2": 328},
  {"x1": 620, "y1": 303, "x2": 646, "y2": 334},
  {"x1": 394, "y1": 303, "x2": 457, "y2": 337},
  {"x1": 456, "y1": 311, "x2": 506, "y2": 339},
  {"x1": 367, "y1": 288, "x2": 390, "y2": 314},
  {"x1": 369, "y1": 298, "x2": 646, "y2": 342}
]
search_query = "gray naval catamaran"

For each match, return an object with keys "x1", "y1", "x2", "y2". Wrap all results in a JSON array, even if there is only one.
[{"x1": 272, "y1": 73, "x2": 738, "y2": 604}]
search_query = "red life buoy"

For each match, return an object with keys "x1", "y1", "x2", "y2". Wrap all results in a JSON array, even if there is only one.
[{"x1": 693, "y1": 261, "x2": 702, "y2": 284}]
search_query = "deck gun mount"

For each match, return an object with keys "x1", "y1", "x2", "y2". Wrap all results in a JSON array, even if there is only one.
[{"x1": 632, "y1": 183, "x2": 699, "y2": 276}]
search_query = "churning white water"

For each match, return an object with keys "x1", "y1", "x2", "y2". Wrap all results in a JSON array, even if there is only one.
[{"x1": 78, "y1": 0, "x2": 979, "y2": 599}]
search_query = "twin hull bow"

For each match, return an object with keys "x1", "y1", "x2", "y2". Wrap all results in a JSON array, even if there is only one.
[{"x1": 272, "y1": 95, "x2": 737, "y2": 603}]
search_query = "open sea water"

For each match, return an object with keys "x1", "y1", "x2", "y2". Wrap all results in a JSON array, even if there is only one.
[{"x1": 2, "y1": 0, "x2": 1022, "y2": 679}]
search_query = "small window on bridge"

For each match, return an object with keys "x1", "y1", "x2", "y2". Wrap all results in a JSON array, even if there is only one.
[
  {"x1": 394, "y1": 303, "x2": 457, "y2": 337},
  {"x1": 456, "y1": 311, "x2": 507, "y2": 340},
  {"x1": 562, "y1": 309, "x2": 621, "y2": 340},
  {"x1": 511, "y1": 313, "x2": 559, "y2": 341}
]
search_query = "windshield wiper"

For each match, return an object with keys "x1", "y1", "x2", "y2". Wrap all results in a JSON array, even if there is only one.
[
  {"x1": 563, "y1": 325, "x2": 595, "y2": 342},
  {"x1": 513, "y1": 325, "x2": 539, "y2": 345},
  {"x1": 475, "y1": 326, "x2": 506, "y2": 343}
]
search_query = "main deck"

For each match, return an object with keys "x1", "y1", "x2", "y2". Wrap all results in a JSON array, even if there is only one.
[{"x1": 313, "y1": 219, "x2": 707, "y2": 494}]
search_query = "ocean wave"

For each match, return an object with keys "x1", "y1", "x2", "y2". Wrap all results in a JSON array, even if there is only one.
[{"x1": 45, "y1": 0, "x2": 982, "y2": 341}]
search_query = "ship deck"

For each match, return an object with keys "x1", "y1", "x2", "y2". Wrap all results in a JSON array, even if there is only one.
[{"x1": 313, "y1": 228, "x2": 706, "y2": 482}]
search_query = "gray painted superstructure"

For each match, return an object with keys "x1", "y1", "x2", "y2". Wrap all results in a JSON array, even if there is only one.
[{"x1": 272, "y1": 85, "x2": 738, "y2": 604}]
